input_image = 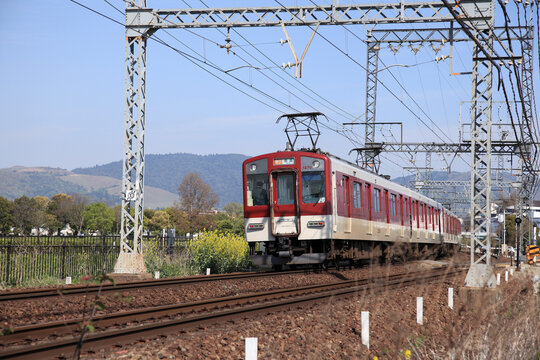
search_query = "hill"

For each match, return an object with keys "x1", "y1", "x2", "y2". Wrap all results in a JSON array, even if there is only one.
[
  {"x1": 73, "y1": 153, "x2": 250, "y2": 207},
  {"x1": 0, "y1": 167, "x2": 177, "y2": 208}
]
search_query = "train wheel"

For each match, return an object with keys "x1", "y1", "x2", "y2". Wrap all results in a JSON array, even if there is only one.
[
  {"x1": 321, "y1": 261, "x2": 329, "y2": 271},
  {"x1": 379, "y1": 244, "x2": 389, "y2": 265},
  {"x1": 272, "y1": 265, "x2": 283, "y2": 271}
]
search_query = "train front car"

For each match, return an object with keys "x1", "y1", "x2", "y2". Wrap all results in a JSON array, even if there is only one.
[{"x1": 243, "y1": 151, "x2": 332, "y2": 268}]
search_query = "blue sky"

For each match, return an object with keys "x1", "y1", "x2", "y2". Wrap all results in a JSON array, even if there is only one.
[{"x1": 1, "y1": 1, "x2": 537, "y2": 180}]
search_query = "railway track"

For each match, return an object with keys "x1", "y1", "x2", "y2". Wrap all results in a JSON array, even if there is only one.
[
  {"x1": 0, "y1": 268, "x2": 324, "y2": 302},
  {"x1": 0, "y1": 265, "x2": 466, "y2": 359}
]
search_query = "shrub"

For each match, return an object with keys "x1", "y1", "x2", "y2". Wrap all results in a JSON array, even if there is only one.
[
  {"x1": 190, "y1": 230, "x2": 250, "y2": 274},
  {"x1": 143, "y1": 237, "x2": 193, "y2": 278}
]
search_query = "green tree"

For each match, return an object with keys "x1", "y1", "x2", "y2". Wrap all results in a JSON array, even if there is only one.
[
  {"x1": 214, "y1": 208, "x2": 244, "y2": 236},
  {"x1": 215, "y1": 213, "x2": 234, "y2": 233},
  {"x1": 47, "y1": 193, "x2": 73, "y2": 227},
  {"x1": 47, "y1": 193, "x2": 88, "y2": 234},
  {"x1": 32, "y1": 196, "x2": 53, "y2": 231},
  {"x1": 69, "y1": 194, "x2": 88, "y2": 235},
  {"x1": 223, "y1": 202, "x2": 243, "y2": 218},
  {"x1": 166, "y1": 207, "x2": 190, "y2": 234},
  {"x1": 146, "y1": 210, "x2": 171, "y2": 233},
  {"x1": 497, "y1": 214, "x2": 536, "y2": 248},
  {"x1": 83, "y1": 203, "x2": 114, "y2": 235},
  {"x1": 12, "y1": 196, "x2": 39, "y2": 234},
  {"x1": 177, "y1": 172, "x2": 218, "y2": 233},
  {"x1": 0, "y1": 196, "x2": 14, "y2": 234},
  {"x1": 112, "y1": 205, "x2": 122, "y2": 234}
]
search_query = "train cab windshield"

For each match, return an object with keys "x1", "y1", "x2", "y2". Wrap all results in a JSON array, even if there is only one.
[
  {"x1": 247, "y1": 174, "x2": 269, "y2": 206},
  {"x1": 246, "y1": 158, "x2": 269, "y2": 206},
  {"x1": 301, "y1": 172, "x2": 325, "y2": 204}
]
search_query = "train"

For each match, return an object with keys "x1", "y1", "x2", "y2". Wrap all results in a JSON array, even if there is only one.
[{"x1": 243, "y1": 149, "x2": 461, "y2": 269}]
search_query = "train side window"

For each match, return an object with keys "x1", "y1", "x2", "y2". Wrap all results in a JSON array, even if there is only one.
[
  {"x1": 390, "y1": 194, "x2": 397, "y2": 216},
  {"x1": 353, "y1": 182, "x2": 362, "y2": 208},
  {"x1": 373, "y1": 188, "x2": 381, "y2": 212}
]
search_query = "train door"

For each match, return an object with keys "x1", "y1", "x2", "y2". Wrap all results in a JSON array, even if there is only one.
[
  {"x1": 399, "y1": 195, "x2": 405, "y2": 237},
  {"x1": 415, "y1": 201, "x2": 420, "y2": 239},
  {"x1": 343, "y1": 176, "x2": 352, "y2": 233},
  {"x1": 437, "y1": 209, "x2": 443, "y2": 243},
  {"x1": 365, "y1": 183, "x2": 372, "y2": 234},
  {"x1": 270, "y1": 170, "x2": 299, "y2": 236},
  {"x1": 384, "y1": 190, "x2": 390, "y2": 236}
]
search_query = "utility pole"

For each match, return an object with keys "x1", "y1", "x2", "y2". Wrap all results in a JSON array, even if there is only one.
[{"x1": 516, "y1": 216, "x2": 522, "y2": 270}]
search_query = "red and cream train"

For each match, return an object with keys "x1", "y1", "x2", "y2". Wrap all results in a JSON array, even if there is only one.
[{"x1": 243, "y1": 150, "x2": 461, "y2": 268}]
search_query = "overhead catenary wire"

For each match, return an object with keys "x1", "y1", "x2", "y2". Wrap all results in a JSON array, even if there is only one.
[
  {"x1": 90, "y1": 0, "x2": 365, "y2": 152},
  {"x1": 109, "y1": 0, "x2": 367, "y2": 146},
  {"x1": 178, "y1": 0, "x2": 364, "y2": 147},
  {"x1": 305, "y1": 1, "x2": 462, "y2": 143},
  {"x1": 495, "y1": 0, "x2": 539, "y2": 176},
  {"x1": 188, "y1": 0, "x2": 361, "y2": 127},
  {"x1": 443, "y1": 0, "x2": 538, "y2": 178},
  {"x1": 75, "y1": 0, "x2": 293, "y2": 113},
  {"x1": 87, "y1": 2, "x2": 534, "y2": 183},
  {"x1": 301, "y1": 0, "x2": 473, "y2": 171}
]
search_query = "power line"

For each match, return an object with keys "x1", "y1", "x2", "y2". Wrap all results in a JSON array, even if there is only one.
[{"x1": 188, "y1": 0, "x2": 361, "y2": 126}]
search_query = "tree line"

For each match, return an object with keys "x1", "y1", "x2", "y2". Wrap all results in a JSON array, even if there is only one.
[{"x1": 0, "y1": 172, "x2": 244, "y2": 236}]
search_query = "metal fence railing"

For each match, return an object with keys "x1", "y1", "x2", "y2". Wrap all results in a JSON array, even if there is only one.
[{"x1": 0, "y1": 235, "x2": 189, "y2": 286}]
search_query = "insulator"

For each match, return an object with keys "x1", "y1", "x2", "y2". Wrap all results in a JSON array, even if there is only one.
[{"x1": 280, "y1": 38, "x2": 288, "y2": 45}]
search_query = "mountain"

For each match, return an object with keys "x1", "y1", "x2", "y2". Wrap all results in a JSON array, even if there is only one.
[
  {"x1": 73, "y1": 153, "x2": 250, "y2": 207},
  {"x1": 1, "y1": 153, "x2": 249, "y2": 208},
  {"x1": 0, "y1": 166, "x2": 177, "y2": 208}
]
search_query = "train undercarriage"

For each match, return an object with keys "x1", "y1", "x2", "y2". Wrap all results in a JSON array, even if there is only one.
[{"x1": 249, "y1": 238, "x2": 457, "y2": 270}]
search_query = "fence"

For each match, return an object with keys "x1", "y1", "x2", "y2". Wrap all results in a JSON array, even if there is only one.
[{"x1": 0, "y1": 235, "x2": 189, "y2": 286}]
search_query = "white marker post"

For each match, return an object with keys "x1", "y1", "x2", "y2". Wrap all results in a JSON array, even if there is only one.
[
  {"x1": 245, "y1": 337, "x2": 258, "y2": 360},
  {"x1": 154, "y1": 271, "x2": 160, "y2": 279},
  {"x1": 66, "y1": 277, "x2": 72, "y2": 285},
  {"x1": 496, "y1": 273, "x2": 501, "y2": 286},
  {"x1": 505, "y1": 270, "x2": 508, "y2": 282},
  {"x1": 206, "y1": 268, "x2": 211, "y2": 275},
  {"x1": 448, "y1": 288, "x2": 454, "y2": 310},
  {"x1": 417, "y1": 297, "x2": 423, "y2": 325},
  {"x1": 510, "y1": 268, "x2": 514, "y2": 276},
  {"x1": 361, "y1": 311, "x2": 369, "y2": 349}
]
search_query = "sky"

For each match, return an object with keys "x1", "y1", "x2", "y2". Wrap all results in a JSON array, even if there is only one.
[{"x1": 0, "y1": 1, "x2": 538, "y2": 180}]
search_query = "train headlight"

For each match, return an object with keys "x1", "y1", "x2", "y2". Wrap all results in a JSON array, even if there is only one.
[
  {"x1": 248, "y1": 223, "x2": 264, "y2": 231},
  {"x1": 312, "y1": 160, "x2": 320, "y2": 168},
  {"x1": 249, "y1": 164, "x2": 257, "y2": 172},
  {"x1": 307, "y1": 220, "x2": 325, "y2": 228}
]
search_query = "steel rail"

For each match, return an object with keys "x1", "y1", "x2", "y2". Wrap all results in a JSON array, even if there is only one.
[
  {"x1": 0, "y1": 267, "x2": 465, "y2": 359},
  {"x1": 0, "y1": 269, "x2": 323, "y2": 302},
  {"x1": 1, "y1": 268, "x2": 421, "y2": 345}
]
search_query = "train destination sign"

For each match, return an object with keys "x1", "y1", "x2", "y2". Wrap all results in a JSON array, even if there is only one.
[{"x1": 274, "y1": 158, "x2": 295, "y2": 166}]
